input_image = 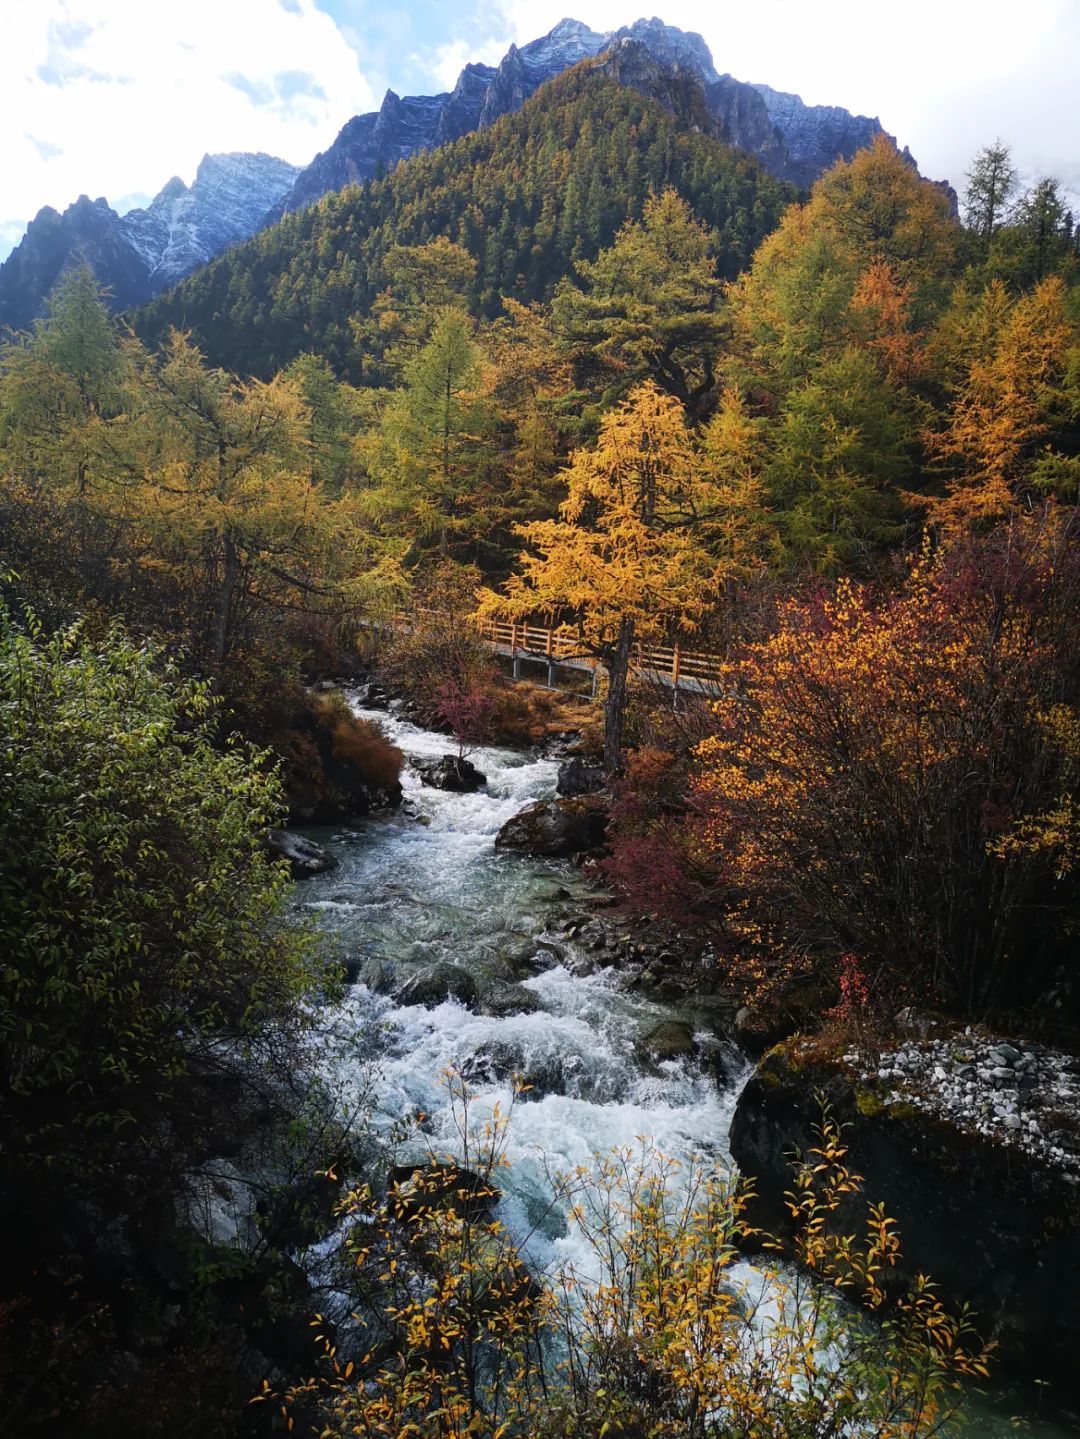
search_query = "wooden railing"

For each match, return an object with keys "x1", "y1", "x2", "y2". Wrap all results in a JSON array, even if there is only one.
[{"x1": 475, "y1": 617, "x2": 725, "y2": 688}]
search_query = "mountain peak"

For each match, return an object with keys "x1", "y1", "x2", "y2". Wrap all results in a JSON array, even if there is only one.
[
  {"x1": 550, "y1": 17, "x2": 590, "y2": 32},
  {"x1": 614, "y1": 17, "x2": 719, "y2": 83},
  {"x1": 1, "y1": 13, "x2": 928, "y2": 329},
  {"x1": 268, "y1": 13, "x2": 907, "y2": 220}
]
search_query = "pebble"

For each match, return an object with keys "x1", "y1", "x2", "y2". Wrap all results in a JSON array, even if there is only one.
[{"x1": 850, "y1": 1031, "x2": 1080, "y2": 1176}]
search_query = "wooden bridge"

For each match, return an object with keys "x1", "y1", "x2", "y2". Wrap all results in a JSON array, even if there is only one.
[{"x1": 475, "y1": 618, "x2": 725, "y2": 695}]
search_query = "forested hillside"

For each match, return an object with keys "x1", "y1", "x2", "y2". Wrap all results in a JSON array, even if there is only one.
[{"x1": 134, "y1": 66, "x2": 792, "y2": 378}]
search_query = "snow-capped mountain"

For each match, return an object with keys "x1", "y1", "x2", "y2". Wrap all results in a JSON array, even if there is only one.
[
  {"x1": 0, "y1": 16, "x2": 926, "y2": 329},
  {"x1": 0, "y1": 152, "x2": 299, "y2": 332},
  {"x1": 270, "y1": 16, "x2": 898, "y2": 221},
  {"x1": 119, "y1": 152, "x2": 301, "y2": 291}
]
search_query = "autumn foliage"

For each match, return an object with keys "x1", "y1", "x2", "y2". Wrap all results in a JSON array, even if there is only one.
[
  {"x1": 276, "y1": 1074, "x2": 988, "y2": 1439},
  {"x1": 688, "y1": 515, "x2": 1080, "y2": 1022}
]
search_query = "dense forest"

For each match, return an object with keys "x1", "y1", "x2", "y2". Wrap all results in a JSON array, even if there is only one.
[
  {"x1": 134, "y1": 68, "x2": 792, "y2": 378},
  {"x1": 2, "y1": 47, "x2": 1080, "y2": 1439}
]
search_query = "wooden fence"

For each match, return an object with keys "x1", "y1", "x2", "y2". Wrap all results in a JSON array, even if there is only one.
[{"x1": 475, "y1": 617, "x2": 725, "y2": 690}]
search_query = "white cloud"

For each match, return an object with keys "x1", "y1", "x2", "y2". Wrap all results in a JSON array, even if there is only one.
[
  {"x1": 0, "y1": 0, "x2": 376, "y2": 245},
  {"x1": 418, "y1": 36, "x2": 507, "y2": 93},
  {"x1": 489, "y1": 0, "x2": 1080, "y2": 199}
]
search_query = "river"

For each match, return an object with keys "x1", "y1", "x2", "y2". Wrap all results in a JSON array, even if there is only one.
[{"x1": 294, "y1": 701, "x2": 1075, "y2": 1439}]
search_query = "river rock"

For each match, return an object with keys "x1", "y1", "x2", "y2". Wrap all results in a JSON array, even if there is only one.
[
  {"x1": 265, "y1": 828, "x2": 337, "y2": 878},
  {"x1": 481, "y1": 982, "x2": 544, "y2": 1018},
  {"x1": 467, "y1": 1039, "x2": 571, "y2": 1098},
  {"x1": 395, "y1": 962, "x2": 480, "y2": 1010},
  {"x1": 357, "y1": 954, "x2": 400, "y2": 993},
  {"x1": 556, "y1": 757, "x2": 606, "y2": 798},
  {"x1": 389, "y1": 1162, "x2": 499, "y2": 1222},
  {"x1": 639, "y1": 1020, "x2": 696, "y2": 1061},
  {"x1": 729, "y1": 1041, "x2": 1080, "y2": 1390},
  {"x1": 413, "y1": 754, "x2": 487, "y2": 792},
  {"x1": 495, "y1": 796, "x2": 609, "y2": 858},
  {"x1": 353, "y1": 680, "x2": 390, "y2": 709}
]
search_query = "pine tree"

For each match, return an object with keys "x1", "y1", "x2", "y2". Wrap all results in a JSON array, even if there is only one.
[
  {"x1": 964, "y1": 141, "x2": 1018, "y2": 251},
  {"x1": 553, "y1": 189, "x2": 724, "y2": 418},
  {"x1": 365, "y1": 309, "x2": 491, "y2": 560}
]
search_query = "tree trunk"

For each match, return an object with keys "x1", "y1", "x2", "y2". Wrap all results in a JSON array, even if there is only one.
[
  {"x1": 603, "y1": 616, "x2": 635, "y2": 777},
  {"x1": 212, "y1": 532, "x2": 239, "y2": 669}
]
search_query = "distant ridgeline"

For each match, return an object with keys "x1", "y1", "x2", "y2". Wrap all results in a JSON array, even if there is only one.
[
  {"x1": 132, "y1": 69, "x2": 793, "y2": 378},
  {"x1": 0, "y1": 16, "x2": 925, "y2": 342}
]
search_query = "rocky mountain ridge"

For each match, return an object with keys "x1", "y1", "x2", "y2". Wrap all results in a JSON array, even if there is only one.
[
  {"x1": 271, "y1": 16, "x2": 901, "y2": 220},
  {"x1": 1, "y1": 16, "x2": 925, "y2": 330},
  {"x1": 0, "y1": 152, "x2": 298, "y2": 332}
]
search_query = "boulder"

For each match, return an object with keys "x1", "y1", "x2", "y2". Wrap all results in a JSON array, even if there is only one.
[
  {"x1": 413, "y1": 754, "x2": 487, "y2": 792},
  {"x1": 389, "y1": 1162, "x2": 499, "y2": 1222},
  {"x1": 353, "y1": 680, "x2": 390, "y2": 709},
  {"x1": 466, "y1": 1039, "x2": 572, "y2": 1099},
  {"x1": 495, "y1": 796, "x2": 609, "y2": 858},
  {"x1": 394, "y1": 962, "x2": 479, "y2": 1010},
  {"x1": 639, "y1": 1019, "x2": 695, "y2": 1061},
  {"x1": 729, "y1": 1041, "x2": 1080, "y2": 1391},
  {"x1": 556, "y1": 757, "x2": 606, "y2": 798},
  {"x1": 266, "y1": 829, "x2": 337, "y2": 878},
  {"x1": 356, "y1": 954, "x2": 400, "y2": 993},
  {"x1": 481, "y1": 982, "x2": 544, "y2": 1018}
]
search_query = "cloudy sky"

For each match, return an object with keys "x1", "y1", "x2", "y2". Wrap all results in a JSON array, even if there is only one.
[{"x1": 3, "y1": 0, "x2": 1078, "y2": 261}]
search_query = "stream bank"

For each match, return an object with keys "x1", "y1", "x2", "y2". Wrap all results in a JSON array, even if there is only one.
[{"x1": 292, "y1": 694, "x2": 1077, "y2": 1439}]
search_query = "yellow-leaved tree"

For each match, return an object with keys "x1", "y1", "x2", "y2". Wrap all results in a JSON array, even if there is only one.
[
  {"x1": 927, "y1": 276, "x2": 1079, "y2": 525},
  {"x1": 479, "y1": 382, "x2": 739, "y2": 773},
  {"x1": 121, "y1": 329, "x2": 400, "y2": 674}
]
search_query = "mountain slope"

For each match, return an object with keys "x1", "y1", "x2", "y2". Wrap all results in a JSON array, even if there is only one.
[
  {"x1": 133, "y1": 65, "x2": 793, "y2": 380},
  {"x1": 1, "y1": 17, "x2": 917, "y2": 336},
  {"x1": 270, "y1": 16, "x2": 892, "y2": 223},
  {"x1": 0, "y1": 153, "x2": 299, "y2": 332}
]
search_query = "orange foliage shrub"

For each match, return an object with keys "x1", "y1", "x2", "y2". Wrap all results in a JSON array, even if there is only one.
[
  {"x1": 317, "y1": 692, "x2": 404, "y2": 792},
  {"x1": 692, "y1": 513, "x2": 1080, "y2": 1024}
]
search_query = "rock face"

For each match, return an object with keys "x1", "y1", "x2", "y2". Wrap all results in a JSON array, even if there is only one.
[
  {"x1": 394, "y1": 962, "x2": 479, "y2": 1010},
  {"x1": 0, "y1": 153, "x2": 299, "y2": 329},
  {"x1": 556, "y1": 757, "x2": 606, "y2": 798},
  {"x1": 413, "y1": 754, "x2": 487, "y2": 792},
  {"x1": 270, "y1": 17, "x2": 920, "y2": 225},
  {"x1": 495, "y1": 796, "x2": 609, "y2": 858},
  {"x1": 0, "y1": 195, "x2": 150, "y2": 332},
  {"x1": 265, "y1": 829, "x2": 337, "y2": 879},
  {"x1": 119, "y1": 152, "x2": 300, "y2": 292},
  {"x1": 751, "y1": 84, "x2": 889, "y2": 189},
  {"x1": 729, "y1": 1041, "x2": 1080, "y2": 1389},
  {"x1": 3, "y1": 17, "x2": 942, "y2": 328}
]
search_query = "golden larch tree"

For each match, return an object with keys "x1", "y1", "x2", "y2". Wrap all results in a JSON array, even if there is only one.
[{"x1": 479, "y1": 382, "x2": 732, "y2": 773}]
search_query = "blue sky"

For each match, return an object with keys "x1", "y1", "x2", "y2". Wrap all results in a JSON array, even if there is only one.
[{"x1": 3, "y1": 0, "x2": 1079, "y2": 261}]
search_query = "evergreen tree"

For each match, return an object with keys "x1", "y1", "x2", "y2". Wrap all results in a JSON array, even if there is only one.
[
  {"x1": 365, "y1": 309, "x2": 491, "y2": 559},
  {"x1": 963, "y1": 141, "x2": 1018, "y2": 251},
  {"x1": 553, "y1": 189, "x2": 725, "y2": 418}
]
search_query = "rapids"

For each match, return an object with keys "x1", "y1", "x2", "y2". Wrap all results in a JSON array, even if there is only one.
[
  {"x1": 297, "y1": 704, "x2": 741, "y2": 1280},
  {"x1": 295, "y1": 700, "x2": 1074, "y2": 1439}
]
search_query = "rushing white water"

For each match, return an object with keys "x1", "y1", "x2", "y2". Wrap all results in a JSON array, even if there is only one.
[
  {"x1": 297, "y1": 705, "x2": 742, "y2": 1278},
  {"x1": 296, "y1": 703, "x2": 1075, "y2": 1439}
]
